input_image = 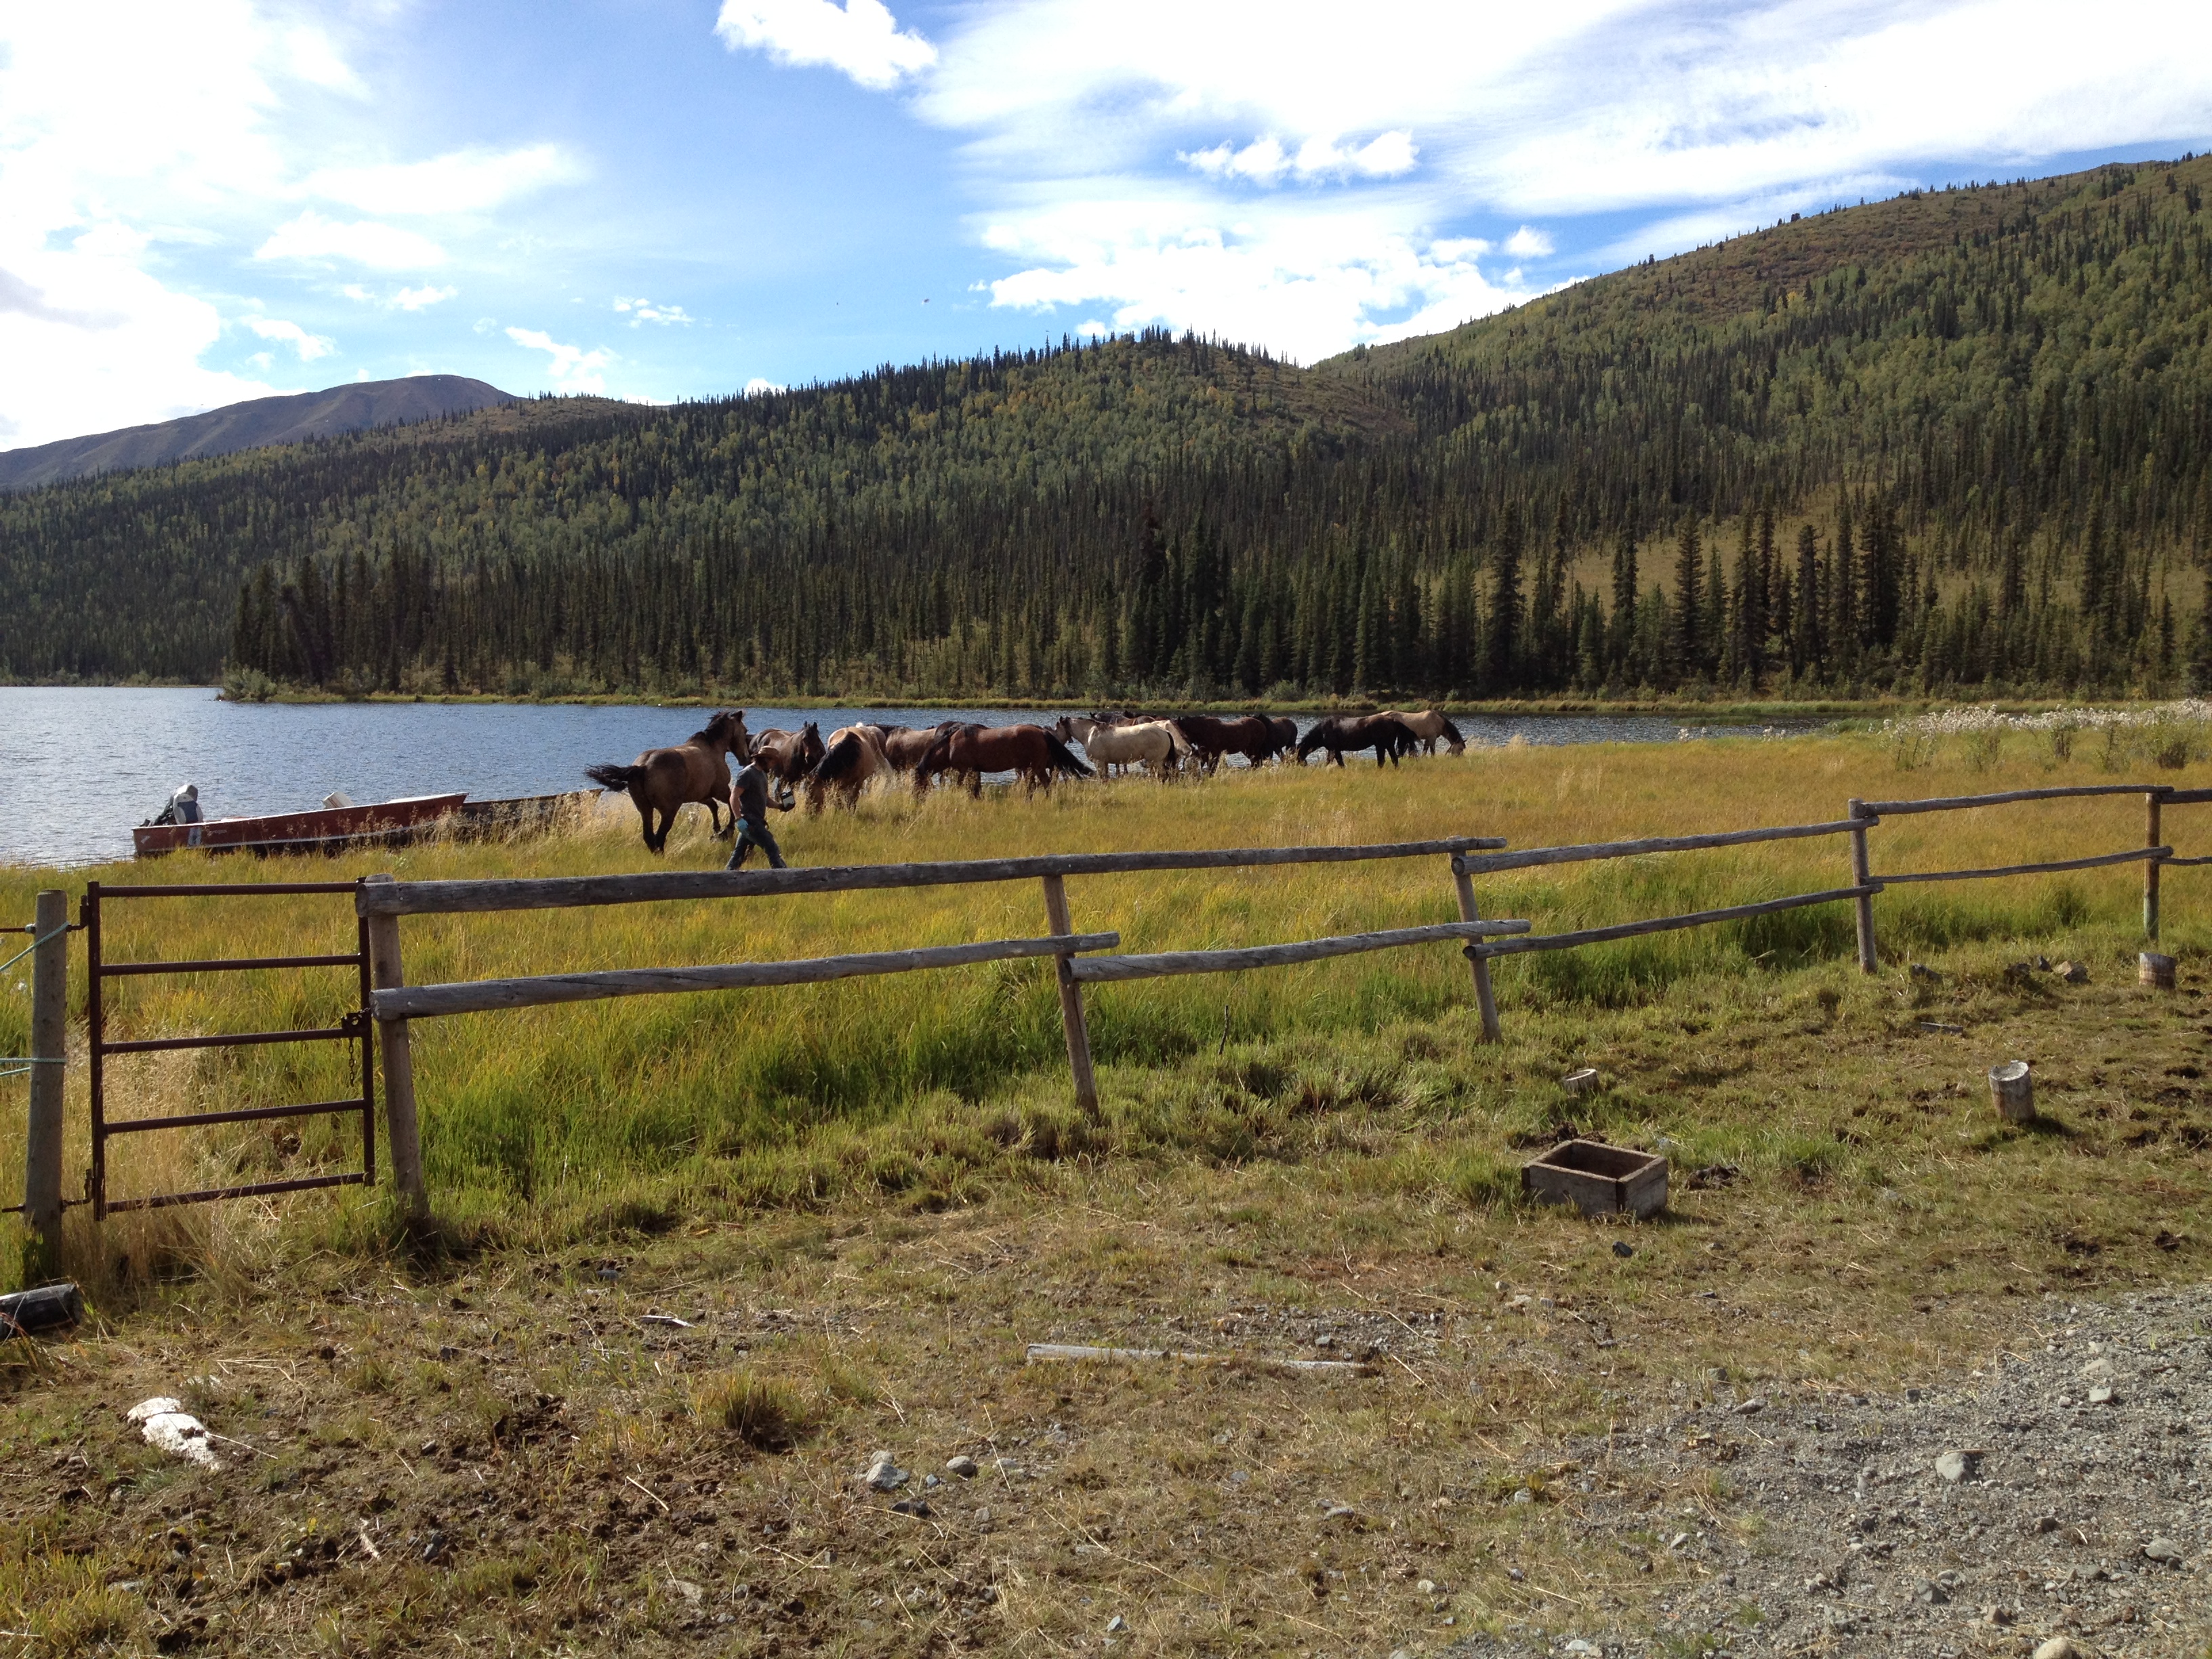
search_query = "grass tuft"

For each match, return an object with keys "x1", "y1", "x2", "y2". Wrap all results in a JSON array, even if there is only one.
[{"x1": 693, "y1": 1368, "x2": 814, "y2": 1452}]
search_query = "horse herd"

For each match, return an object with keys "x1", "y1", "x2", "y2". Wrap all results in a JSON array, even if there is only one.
[{"x1": 585, "y1": 707, "x2": 1467, "y2": 853}]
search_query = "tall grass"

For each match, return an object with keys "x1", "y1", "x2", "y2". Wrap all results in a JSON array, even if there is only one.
[{"x1": 3, "y1": 730, "x2": 2205, "y2": 1280}]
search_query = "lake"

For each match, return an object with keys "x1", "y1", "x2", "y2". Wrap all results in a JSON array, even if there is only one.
[{"x1": 0, "y1": 687, "x2": 1817, "y2": 867}]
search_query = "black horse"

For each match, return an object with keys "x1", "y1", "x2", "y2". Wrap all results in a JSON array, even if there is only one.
[{"x1": 1296, "y1": 714, "x2": 1418, "y2": 768}]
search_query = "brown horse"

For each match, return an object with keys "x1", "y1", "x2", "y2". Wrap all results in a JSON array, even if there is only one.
[
  {"x1": 1267, "y1": 716, "x2": 1298, "y2": 761},
  {"x1": 1296, "y1": 714, "x2": 1416, "y2": 768},
  {"x1": 805, "y1": 724, "x2": 895, "y2": 813},
  {"x1": 586, "y1": 710, "x2": 751, "y2": 852},
  {"x1": 752, "y1": 722, "x2": 825, "y2": 783},
  {"x1": 913, "y1": 723, "x2": 1092, "y2": 796},
  {"x1": 1170, "y1": 714, "x2": 1282, "y2": 774}
]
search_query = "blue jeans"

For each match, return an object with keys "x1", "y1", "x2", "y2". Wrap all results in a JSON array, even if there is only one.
[{"x1": 726, "y1": 817, "x2": 786, "y2": 870}]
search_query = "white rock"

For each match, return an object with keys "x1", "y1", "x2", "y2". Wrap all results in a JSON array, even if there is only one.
[
  {"x1": 2032, "y1": 1638, "x2": 2079, "y2": 1659},
  {"x1": 1933, "y1": 1450, "x2": 1980, "y2": 1482},
  {"x1": 126, "y1": 1397, "x2": 222, "y2": 1471},
  {"x1": 945, "y1": 1454, "x2": 979, "y2": 1478}
]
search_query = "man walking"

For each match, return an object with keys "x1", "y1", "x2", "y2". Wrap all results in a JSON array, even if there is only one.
[{"x1": 725, "y1": 756, "x2": 795, "y2": 870}]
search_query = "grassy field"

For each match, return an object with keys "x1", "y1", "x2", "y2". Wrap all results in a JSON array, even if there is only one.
[{"x1": 3, "y1": 729, "x2": 2211, "y2": 1655}]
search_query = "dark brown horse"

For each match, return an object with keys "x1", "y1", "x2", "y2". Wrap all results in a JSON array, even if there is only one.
[
  {"x1": 1296, "y1": 714, "x2": 1416, "y2": 768},
  {"x1": 912, "y1": 723, "x2": 1092, "y2": 796},
  {"x1": 1267, "y1": 716, "x2": 1298, "y2": 761},
  {"x1": 586, "y1": 710, "x2": 751, "y2": 852},
  {"x1": 1170, "y1": 714, "x2": 1281, "y2": 774},
  {"x1": 751, "y1": 722, "x2": 825, "y2": 783}
]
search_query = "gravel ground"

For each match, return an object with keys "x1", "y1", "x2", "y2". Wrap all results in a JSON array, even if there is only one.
[{"x1": 1441, "y1": 1287, "x2": 2211, "y2": 1659}]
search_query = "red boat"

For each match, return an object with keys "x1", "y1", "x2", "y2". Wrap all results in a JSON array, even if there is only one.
[{"x1": 134, "y1": 794, "x2": 468, "y2": 858}]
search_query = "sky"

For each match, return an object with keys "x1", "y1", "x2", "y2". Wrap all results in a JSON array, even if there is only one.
[{"x1": 3, "y1": 0, "x2": 2210, "y2": 453}]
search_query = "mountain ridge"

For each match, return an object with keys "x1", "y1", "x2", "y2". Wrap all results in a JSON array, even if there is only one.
[{"x1": 0, "y1": 374, "x2": 517, "y2": 489}]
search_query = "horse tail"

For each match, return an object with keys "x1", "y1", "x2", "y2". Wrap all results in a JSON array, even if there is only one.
[
  {"x1": 1044, "y1": 733, "x2": 1093, "y2": 779},
  {"x1": 811, "y1": 733, "x2": 865, "y2": 786},
  {"x1": 584, "y1": 762, "x2": 644, "y2": 796}
]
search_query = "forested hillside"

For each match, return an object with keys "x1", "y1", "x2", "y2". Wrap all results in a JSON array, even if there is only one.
[{"x1": 4, "y1": 155, "x2": 2209, "y2": 701}]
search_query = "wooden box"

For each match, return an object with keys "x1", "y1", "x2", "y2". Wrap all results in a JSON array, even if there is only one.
[{"x1": 1521, "y1": 1139, "x2": 1668, "y2": 1218}]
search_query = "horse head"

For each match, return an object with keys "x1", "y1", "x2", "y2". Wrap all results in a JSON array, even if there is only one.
[
  {"x1": 703, "y1": 710, "x2": 751, "y2": 760},
  {"x1": 798, "y1": 722, "x2": 824, "y2": 771},
  {"x1": 1294, "y1": 722, "x2": 1328, "y2": 762}
]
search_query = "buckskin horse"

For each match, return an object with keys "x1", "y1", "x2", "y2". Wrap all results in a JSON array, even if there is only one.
[
  {"x1": 1388, "y1": 709, "x2": 1467, "y2": 756},
  {"x1": 806, "y1": 724, "x2": 895, "y2": 813},
  {"x1": 585, "y1": 710, "x2": 752, "y2": 853},
  {"x1": 914, "y1": 722, "x2": 1092, "y2": 796},
  {"x1": 1296, "y1": 713, "x2": 1417, "y2": 768}
]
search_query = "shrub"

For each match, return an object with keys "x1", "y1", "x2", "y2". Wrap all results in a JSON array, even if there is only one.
[{"x1": 694, "y1": 1370, "x2": 813, "y2": 1452}]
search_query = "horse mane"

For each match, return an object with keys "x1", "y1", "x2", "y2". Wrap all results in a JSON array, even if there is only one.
[
  {"x1": 811, "y1": 731, "x2": 866, "y2": 785},
  {"x1": 1435, "y1": 713, "x2": 1465, "y2": 742},
  {"x1": 690, "y1": 710, "x2": 741, "y2": 745}
]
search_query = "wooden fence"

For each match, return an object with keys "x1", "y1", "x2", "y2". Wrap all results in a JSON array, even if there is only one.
[
  {"x1": 352, "y1": 837, "x2": 1525, "y2": 1218},
  {"x1": 24, "y1": 782, "x2": 2200, "y2": 1230}
]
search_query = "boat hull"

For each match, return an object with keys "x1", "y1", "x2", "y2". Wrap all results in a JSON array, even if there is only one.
[{"x1": 133, "y1": 794, "x2": 467, "y2": 858}]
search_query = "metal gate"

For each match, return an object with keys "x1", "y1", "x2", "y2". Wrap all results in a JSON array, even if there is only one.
[{"x1": 84, "y1": 879, "x2": 375, "y2": 1218}]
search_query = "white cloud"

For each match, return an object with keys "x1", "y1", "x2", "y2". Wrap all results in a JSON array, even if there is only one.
[
  {"x1": 1503, "y1": 224, "x2": 1553, "y2": 258},
  {"x1": 279, "y1": 24, "x2": 367, "y2": 96},
  {"x1": 1183, "y1": 130, "x2": 1417, "y2": 187},
  {"x1": 743, "y1": 377, "x2": 787, "y2": 396},
  {"x1": 242, "y1": 314, "x2": 335, "y2": 360},
  {"x1": 714, "y1": 0, "x2": 936, "y2": 91},
  {"x1": 255, "y1": 211, "x2": 447, "y2": 270},
  {"x1": 304, "y1": 144, "x2": 577, "y2": 216},
  {"x1": 339, "y1": 282, "x2": 459, "y2": 310},
  {"x1": 983, "y1": 197, "x2": 1539, "y2": 363},
  {"x1": 613, "y1": 295, "x2": 695, "y2": 326},
  {"x1": 506, "y1": 326, "x2": 614, "y2": 392}
]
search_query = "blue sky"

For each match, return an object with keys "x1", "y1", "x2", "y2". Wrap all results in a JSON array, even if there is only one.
[{"x1": 3, "y1": 0, "x2": 2209, "y2": 450}]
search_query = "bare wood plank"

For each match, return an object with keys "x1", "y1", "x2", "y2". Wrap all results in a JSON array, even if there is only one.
[
  {"x1": 1849, "y1": 798, "x2": 1878, "y2": 974},
  {"x1": 1856, "y1": 784, "x2": 2173, "y2": 817},
  {"x1": 1023, "y1": 1343, "x2": 1373, "y2": 1376},
  {"x1": 2159, "y1": 853, "x2": 2212, "y2": 867},
  {"x1": 1452, "y1": 864, "x2": 1502, "y2": 1043},
  {"x1": 357, "y1": 838, "x2": 1513, "y2": 916},
  {"x1": 1065, "y1": 920, "x2": 1529, "y2": 984},
  {"x1": 1475, "y1": 886, "x2": 1877, "y2": 959},
  {"x1": 1873, "y1": 846, "x2": 2170, "y2": 885},
  {"x1": 2160, "y1": 788, "x2": 2212, "y2": 806},
  {"x1": 373, "y1": 931, "x2": 1121, "y2": 1020},
  {"x1": 363, "y1": 875, "x2": 427, "y2": 1223},
  {"x1": 2146, "y1": 793, "x2": 2164, "y2": 942},
  {"x1": 1454, "y1": 819, "x2": 1858, "y2": 874},
  {"x1": 1040, "y1": 874, "x2": 1099, "y2": 1119}
]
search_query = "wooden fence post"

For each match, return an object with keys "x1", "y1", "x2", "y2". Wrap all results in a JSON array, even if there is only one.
[
  {"x1": 1452, "y1": 860, "x2": 1503, "y2": 1042},
  {"x1": 362, "y1": 875, "x2": 428, "y2": 1223},
  {"x1": 20, "y1": 890, "x2": 68, "y2": 1271},
  {"x1": 1847, "y1": 799, "x2": 1878, "y2": 974},
  {"x1": 1039, "y1": 874, "x2": 1100, "y2": 1118},
  {"x1": 2145, "y1": 790, "x2": 2163, "y2": 942}
]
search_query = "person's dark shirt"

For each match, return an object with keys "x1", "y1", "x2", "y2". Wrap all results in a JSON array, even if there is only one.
[{"x1": 731, "y1": 763, "x2": 776, "y2": 824}]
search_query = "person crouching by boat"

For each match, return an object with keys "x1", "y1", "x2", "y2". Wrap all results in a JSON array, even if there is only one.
[
  {"x1": 148, "y1": 783, "x2": 202, "y2": 826},
  {"x1": 725, "y1": 759, "x2": 795, "y2": 871}
]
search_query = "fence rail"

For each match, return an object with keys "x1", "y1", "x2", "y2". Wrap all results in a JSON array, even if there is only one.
[{"x1": 20, "y1": 778, "x2": 2212, "y2": 1235}]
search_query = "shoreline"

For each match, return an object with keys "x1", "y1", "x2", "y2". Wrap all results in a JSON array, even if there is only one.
[{"x1": 0, "y1": 681, "x2": 2175, "y2": 723}]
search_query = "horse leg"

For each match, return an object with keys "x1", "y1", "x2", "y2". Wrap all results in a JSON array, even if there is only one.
[{"x1": 634, "y1": 798, "x2": 659, "y2": 851}]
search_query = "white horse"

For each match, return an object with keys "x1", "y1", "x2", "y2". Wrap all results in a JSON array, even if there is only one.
[
  {"x1": 1387, "y1": 708, "x2": 1467, "y2": 756},
  {"x1": 1057, "y1": 715, "x2": 1192, "y2": 777}
]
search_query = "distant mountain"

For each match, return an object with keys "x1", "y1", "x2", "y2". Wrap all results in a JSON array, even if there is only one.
[{"x1": 0, "y1": 375, "x2": 515, "y2": 489}]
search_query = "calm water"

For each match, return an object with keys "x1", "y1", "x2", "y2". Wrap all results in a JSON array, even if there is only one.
[{"x1": 0, "y1": 688, "x2": 1814, "y2": 867}]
